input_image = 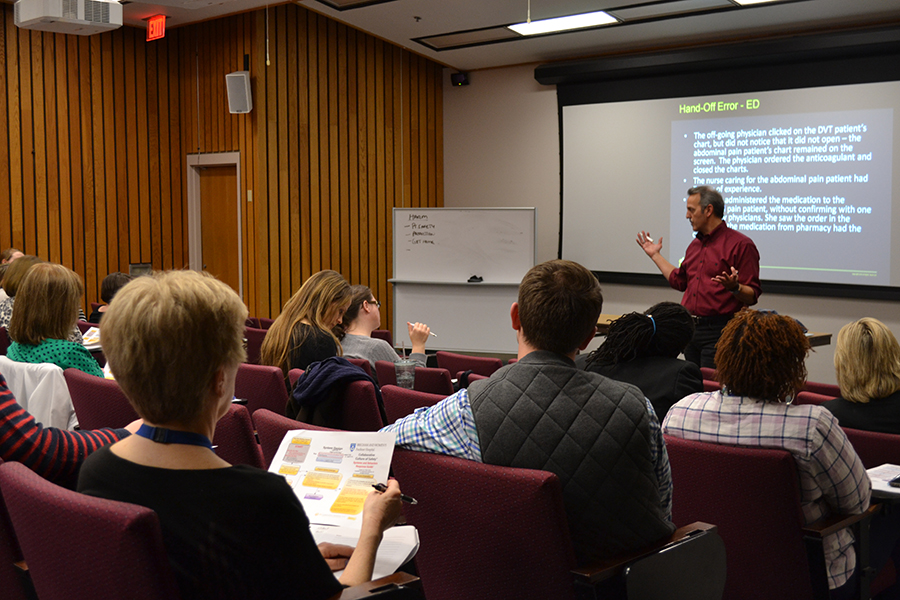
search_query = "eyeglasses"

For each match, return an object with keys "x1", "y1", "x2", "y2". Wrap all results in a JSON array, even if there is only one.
[{"x1": 367, "y1": 299, "x2": 381, "y2": 308}]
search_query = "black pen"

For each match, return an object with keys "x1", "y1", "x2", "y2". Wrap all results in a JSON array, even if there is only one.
[{"x1": 372, "y1": 482, "x2": 418, "y2": 505}]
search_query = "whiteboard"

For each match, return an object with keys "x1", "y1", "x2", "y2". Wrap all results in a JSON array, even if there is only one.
[{"x1": 393, "y1": 208, "x2": 535, "y2": 284}]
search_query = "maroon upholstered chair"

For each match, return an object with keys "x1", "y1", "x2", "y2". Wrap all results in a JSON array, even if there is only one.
[
  {"x1": 0, "y1": 460, "x2": 32, "y2": 600},
  {"x1": 803, "y1": 380, "x2": 841, "y2": 397},
  {"x1": 390, "y1": 449, "x2": 724, "y2": 600},
  {"x1": 795, "y1": 391, "x2": 833, "y2": 406},
  {"x1": 465, "y1": 372, "x2": 488, "y2": 383},
  {"x1": 288, "y1": 368, "x2": 303, "y2": 388},
  {"x1": 234, "y1": 363, "x2": 290, "y2": 416},
  {"x1": 507, "y1": 358, "x2": 518, "y2": 364},
  {"x1": 665, "y1": 434, "x2": 881, "y2": 600},
  {"x1": 212, "y1": 404, "x2": 264, "y2": 468},
  {"x1": 346, "y1": 358, "x2": 374, "y2": 378},
  {"x1": 75, "y1": 320, "x2": 92, "y2": 335},
  {"x1": 702, "y1": 379, "x2": 722, "y2": 392},
  {"x1": 843, "y1": 427, "x2": 900, "y2": 469},
  {"x1": 371, "y1": 329, "x2": 394, "y2": 348},
  {"x1": 0, "y1": 327, "x2": 10, "y2": 356},
  {"x1": 374, "y1": 360, "x2": 398, "y2": 387},
  {"x1": 436, "y1": 351, "x2": 503, "y2": 378},
  {"x1": 243, "y1": 326, "x2": 267, "y2": 365},
  {"x1": 338, "y1": 380, "x2": 385, "y2": 431},
  {"x1": 412, "y1": 367, "x2": 453, "y2": 396},
  {"x1": 381, "y1": 385, "x2": 446, "y2": 424},
  {"x1": 64, "y1": 368, "x2": 139, "y2": 430},
  {"x1": 0, "y1": 461, "x2": 181, "y2": 600},
  {"x1": 252, "y1": 409, "x2": 339, "y2": 467},
  {"x1": 700, "y1": 367, "x2": 717, "y2": 381},
  {"x1": 256, "y1": 317, "x2": 275, "y2": 330}
]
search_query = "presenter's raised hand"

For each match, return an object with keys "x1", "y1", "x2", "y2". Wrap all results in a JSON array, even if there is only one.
[{"x1": 636, "y1": 231, "x2": 663, "y2": 257}]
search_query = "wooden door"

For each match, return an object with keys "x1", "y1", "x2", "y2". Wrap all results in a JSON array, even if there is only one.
[{"x1": 198, "y1": 166, "x2": 241, "y2": 295}]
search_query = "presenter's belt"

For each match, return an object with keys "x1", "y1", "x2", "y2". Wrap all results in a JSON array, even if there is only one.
[{"x1": 692, "y1": 314, "x2": 735, "y2": 327}]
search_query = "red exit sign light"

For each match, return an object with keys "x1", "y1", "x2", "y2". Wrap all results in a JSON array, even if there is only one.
[{"x1": 147, "y1": 15, "x2": 166, "y2": 41}]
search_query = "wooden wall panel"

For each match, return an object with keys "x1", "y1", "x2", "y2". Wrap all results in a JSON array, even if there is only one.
[{"x1": 0, "y1": 3, "x2": 442, "y2": 332}]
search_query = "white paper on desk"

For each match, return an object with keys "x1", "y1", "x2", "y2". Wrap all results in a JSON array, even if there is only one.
[
  {"x1": 866, "y1": 463, "x2": 900, "y2": 498},
  {"x1": 82, "y1": 326, "x2": 101, "y2": 350},
  {"x1": 268, "y1": 429, "x2": 397, "y2": 527},
  {"x1": 311, "y1": 524, "x2": 419, "y2": 581}
]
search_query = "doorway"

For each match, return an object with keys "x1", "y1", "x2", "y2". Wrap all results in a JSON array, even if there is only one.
[{"x1": 187, "y1": 152, "x2": 243, "y2": 299}]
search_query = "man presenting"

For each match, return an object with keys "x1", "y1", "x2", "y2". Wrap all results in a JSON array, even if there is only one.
[
  {"x1": 381, "y1": 260, "x2": 674, "y2": 563},
  {"x1": 637, "y1": 185, "x2": 760, "y2": 368}
]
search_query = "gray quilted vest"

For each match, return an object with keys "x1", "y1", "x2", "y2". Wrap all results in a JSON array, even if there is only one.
[{"x1": 469, "y1": 350, "x2": 675, "y2": 563}]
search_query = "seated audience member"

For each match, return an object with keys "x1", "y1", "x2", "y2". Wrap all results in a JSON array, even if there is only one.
[
  {"x1": 88, "y1": 272, "x2": 133, "y2": 324},
  {"x1": 260, "y1": 270, "x2": 352, "y2": 376},
  {"x1": 578, "y1": 301, "x2": 702, "y2": 419},
  {"x1": 663, "y1": 309, "x2": 900, "y2": 600},
  {"x1": 822, "y1": 318, "x2": 900, "y2": 434},
  {"x1": 0, "y1": 256, "x2": 84, "y2": 344},
  {"x1": 7, "y1": 263, "x2": 103, "y2": 377},
  {"x1": 382, "y1": 260, "x2": 674, "y2": 563},
  {"x1": 1, "y1": 247, "x2": 24, "y2": 264},
  {"x1": 0, "y1": 372, "x2": 132, "y2": 487},
  {"x1": 78, "y1": 270, "x2": 402, "y2": 600},
  {"x1": 340, "y1": 285, "x2": 430, "y2": 374}
]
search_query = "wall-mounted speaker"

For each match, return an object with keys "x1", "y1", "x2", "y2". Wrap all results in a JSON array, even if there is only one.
[{"x1": 226, "y1": 71, "x2": 252, "y2": 114}]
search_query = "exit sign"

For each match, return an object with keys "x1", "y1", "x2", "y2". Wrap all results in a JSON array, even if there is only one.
[{"x1": 147, "y1": 15, "x2": 166, "y2": 41}]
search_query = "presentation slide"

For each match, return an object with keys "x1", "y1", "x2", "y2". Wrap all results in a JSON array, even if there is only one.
[{"x1": 561, "y1": 80, "x2": 900, "y2": 289}]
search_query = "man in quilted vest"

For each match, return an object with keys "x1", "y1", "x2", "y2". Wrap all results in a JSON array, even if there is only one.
[{"x1": 382, "y1": 259, "x2": 674, "y2": 563}]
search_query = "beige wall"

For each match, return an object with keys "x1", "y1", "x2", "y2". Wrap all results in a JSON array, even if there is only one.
[{"x1": 442, "y1": 64, "x2": 900, "y2": 385}]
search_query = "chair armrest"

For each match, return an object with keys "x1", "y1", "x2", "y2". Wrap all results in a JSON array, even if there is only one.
[
  {"x1": 572, "y1": 521, "x2": 717, "y2": 585},
  {"x1": 328, "y1": 573, "x2": 421, "y2": 600},
  {"x1": 801, "y1": 504, "x2": 881, "y2": 538}
]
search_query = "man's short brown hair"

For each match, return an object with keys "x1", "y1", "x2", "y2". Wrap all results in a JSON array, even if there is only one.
[{"x1": 517, "y1": 260, "x2": 603, "y2": 355}]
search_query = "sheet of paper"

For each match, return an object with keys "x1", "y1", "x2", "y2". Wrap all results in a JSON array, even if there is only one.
[
  {"x1": 866, "y1": 463, "x2": 900, "y2": 498},
  {"x1": 82, "y1": 326, "x2": 101, "y2": 350},
  {"x1": 310, "y1": 524, "x2": 419, "y2": 581},
  {"x1": 268, "y1": 429, "x2": 397, "y2": 527}
]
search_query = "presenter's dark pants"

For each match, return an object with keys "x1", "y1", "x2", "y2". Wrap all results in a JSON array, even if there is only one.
[{"x1": 684, "y1": 315, "x2": 733, "y2": 369}]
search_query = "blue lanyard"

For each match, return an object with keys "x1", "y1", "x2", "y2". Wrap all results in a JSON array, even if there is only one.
[{"x1": 135, "y1": 424, "x2": 215, "y2": 451}]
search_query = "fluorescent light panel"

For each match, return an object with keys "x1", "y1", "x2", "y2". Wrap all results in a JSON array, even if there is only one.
[
  {"x1": 508, "y1": 10, "x2": 618, "y2": 36},
  {"x1": 731, "y1": 0, "x2": 782, "y2": 4}
]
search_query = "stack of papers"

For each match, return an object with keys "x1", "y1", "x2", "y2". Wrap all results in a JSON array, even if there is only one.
[
  {"x1": 268, "y1": 429, "x2": 418, "y2": 579},
  {"x1": 867, "y1": 464, "x2": 900, "y2": 498}
]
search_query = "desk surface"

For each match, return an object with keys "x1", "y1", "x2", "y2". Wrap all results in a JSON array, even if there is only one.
[{"x1": 596, "y1": 314, "x2": 832, "y2": 348}]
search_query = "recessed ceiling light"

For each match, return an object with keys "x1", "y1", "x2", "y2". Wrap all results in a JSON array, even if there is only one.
[{"x1": 508, "y1": 10, "x2": 618, "y2": 36}]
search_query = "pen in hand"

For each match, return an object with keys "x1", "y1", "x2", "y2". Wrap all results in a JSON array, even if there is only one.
[
  {"x1": 372, "y1": 482, "x2": 418, "y2": 505},
  {"x1": 407, "y1": 321, "x2": 438, "y2": 337}
]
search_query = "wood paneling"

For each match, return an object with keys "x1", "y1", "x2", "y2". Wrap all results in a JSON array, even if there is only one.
[{"x1": 0, "y1": 4, "x2": 442, "y2": 331}]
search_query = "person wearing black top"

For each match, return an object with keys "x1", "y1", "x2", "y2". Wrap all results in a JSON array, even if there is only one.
[
  {"x1": 578, "y1": 301, "x2": 702, "y2": 419},
  {"x1": 78, "y1": 270, "x2": 401, "y2": 600},
  {"x1": 823, "y1": 318, "x2": 900, "y2": 434}
]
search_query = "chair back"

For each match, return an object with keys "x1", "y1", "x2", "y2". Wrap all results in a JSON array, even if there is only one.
[
  {"x1": 234, "y1": 363, "x2": 290, "y2": 416},
  {"x1": 0, "y1": 461, "x2": 181, "y2": 600},
  {"x1": 412, "y1": 367, "x2": 453, "y2": 396},
  {"x1": 843, "y1": 427, "x2": 900, "y2": 469},
  {"x1": 371, "y1": 329, "x2": 394, "y2": 347},
  {"x1": 803, "y1": 381, "x2": 840, "y2": 397},
  {"x1": 212, "y1": 404, "x2": 265, "y2": 468},
  {"x1": 338, "y1": 380, "x2": 385, "y2": 431},
  {"x1": 703, "y1": 379, "x2": 722, "y2": 392},
  {"x1": 390, "y1": 448, "x2": 577, "y2": 600},
  {"x1": 0, "y1": 327, "x2": 9, "y2": 356},
  {"x1": 1, "y1": 356, "x2": 77, "y2": 429},
  {"x1": 0, "y1": 459, "x2": 31, "y2": 600},
  {"x1": 700, "y1": 367, "x2": 717, "y2": 380},
  {"x1": 253, "y1": 409, "x2": 339, "y2": 467},
  {"x1": 288, "y1": 368, "x2": 303, "y2": 388},
  {"x1": 795, "y1": 391, "x2": 832, "y2": 406},
  {"x1": 76, "y1": 320, "x2": 92, "y2": 335},
  {"x1": 665, "y1": 435, "x2": 813, "y2": 600},
  {"x1": 256, "y1": 317, "x2": 275, "y2": 330},
  {"x1": 381, "y1": 385, "x2": 446, "y2": 424},
  {"x1": 64, "y1": 368, "x2": 139, "y2": 429},
  {"x1": 346, "y1": 357, "x2": 374, "y2": 378},
  {"x1": 436, "y1": 351, "x2": 503, "y2": 377},
  {"x1": 375, "y1": 360, "x2": 397, "y2": 386},
  {"x1": 243, "y1": 326, "x2": 267, "y2": 364}
]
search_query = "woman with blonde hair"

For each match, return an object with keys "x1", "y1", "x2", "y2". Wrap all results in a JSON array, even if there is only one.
[
  {"x1": 822, "y1": 318, "x2": 900, "y2": 434},
  {"x1": 78, "y1": 270, "x2": 402, "y2": 600},
  {"x1": 260, "y1": 270, "x2": 352, "y2": 376},
  {"x1": 7, "y1": 263, "x2": 102, "y2": 377}
]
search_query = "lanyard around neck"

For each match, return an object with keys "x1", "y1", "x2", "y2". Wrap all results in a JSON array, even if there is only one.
[{"x1": 135, "y1": 424, "x2": 215, "y2": 451}]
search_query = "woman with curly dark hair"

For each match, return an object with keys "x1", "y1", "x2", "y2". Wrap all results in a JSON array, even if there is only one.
[
  {"x1": 663, "y1": 309, "x2": 900, "y2": 600},
  {"x1": 578, "y1": 301, "x2": 701, "y2": 419}
]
